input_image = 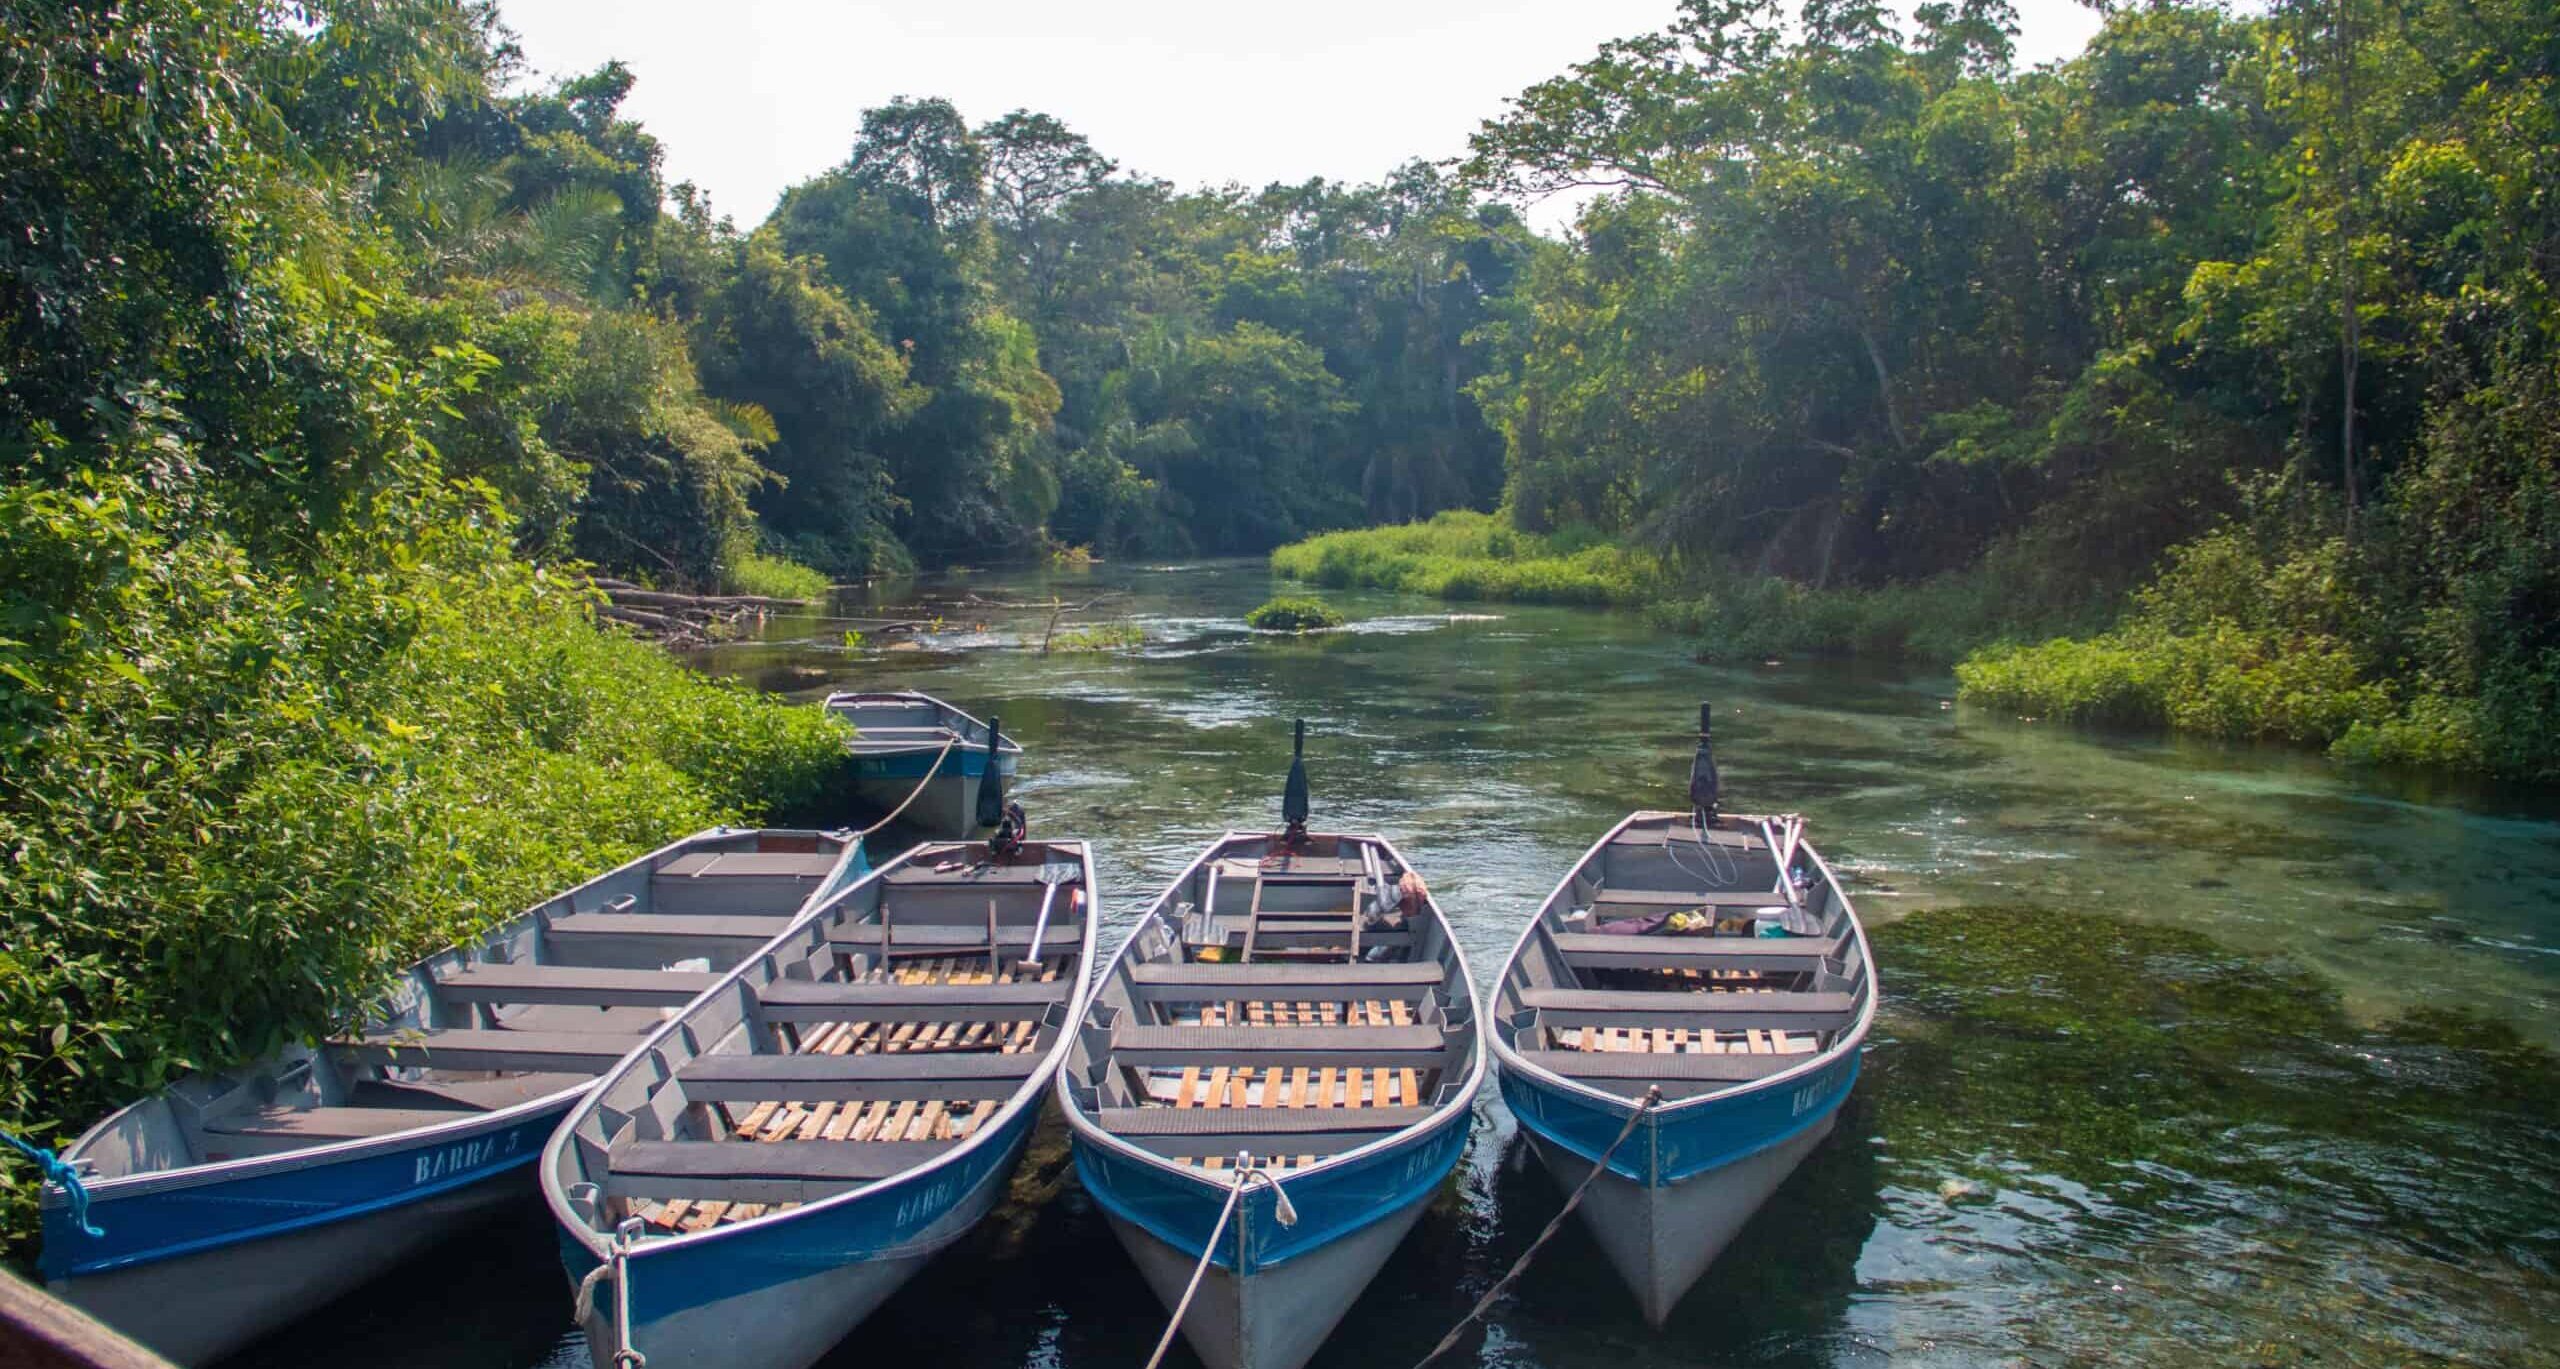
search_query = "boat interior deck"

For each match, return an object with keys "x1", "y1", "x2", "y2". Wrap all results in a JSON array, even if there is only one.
[
  {"x1": 1496, "y1": 814, "x2": 1869, "y2": 1102},
  {"x1": 555, "y1": 842, "x2": 1092, "y2": 1237},
  {"x1": 1063, "y1": 835, "x2": 1477, "y2": 1174},
  {"x1": 95, "y1": 832, "x2": 861, "y2": 1175},
  {"x1": 826, "y1": 691, "x2": 1015, "y2": 755}
]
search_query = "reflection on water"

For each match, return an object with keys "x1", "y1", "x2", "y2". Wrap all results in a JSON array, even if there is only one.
[{"x1": 245, "y1": 561, "x2": 2560, "y2": 1368}]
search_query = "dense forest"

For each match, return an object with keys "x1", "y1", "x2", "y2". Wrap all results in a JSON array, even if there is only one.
[{"x1": 1, "y1": 0, "x2": 2556, "y2": 1253}]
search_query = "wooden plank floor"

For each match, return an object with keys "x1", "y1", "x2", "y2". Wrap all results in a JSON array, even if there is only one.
[
  {"x1": 1553, "y1": 966, "x2": 1824, "y2": 1058},
  {"x1": 1135, "y1": 1000, "x2": 1432, "y2": 1173},
  {"x1": 631, "y1": 953, "x2": 1064, "y2": 1232}
]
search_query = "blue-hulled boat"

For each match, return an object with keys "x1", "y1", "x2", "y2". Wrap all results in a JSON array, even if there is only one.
[
  {"x1": 40, "y1": 827, "x2": 868, "y2": 1365},
  {"x1": 1488, "y1": 708, "x2": 1874, "y2": 1325},
  {"x1": 826, "y1": 690, "x2": 1023, "y2": 840},
  {"x1": 1057, "y1": 827, "x2": 1483, "y2": 1369},
  {"x1": 543, "y1": 834, "x2": 1097, "y2": 1369}
]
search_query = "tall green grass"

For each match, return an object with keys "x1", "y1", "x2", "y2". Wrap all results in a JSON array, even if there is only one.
[
  {"x1": 723, "y1": 549, "x2": 830, "y2": 600},
  {"x1": 1269, "y1": 510, "x2": 1660, "y2": 606}
]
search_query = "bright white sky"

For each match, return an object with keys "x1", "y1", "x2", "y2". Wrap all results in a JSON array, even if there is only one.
[{"x1": 497, "y1": 0, "x2": 2107, "y2": 231}]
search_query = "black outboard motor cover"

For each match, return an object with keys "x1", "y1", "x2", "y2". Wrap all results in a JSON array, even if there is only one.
[
  {"x1": 1687, "y1": 701, "x2": 1721, "y2": 823},
  {"x1": 1282, "y1": 718, "x2": 1310, "y2": 845}
]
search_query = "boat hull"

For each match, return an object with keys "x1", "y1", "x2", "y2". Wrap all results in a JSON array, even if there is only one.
[
  {"x1": 1069, "y1": 1101, "x2": 1471, "y2": 1369},
  {"x1": 1497, "y1": 1050, "x2": 1858, "y2": 1326},
  {"x1": 845, "y1": 748, "x2": 1017, "y2": 840},
  {"x1": 46, "y1": 1104, "x2": 565, "y2": 1365},
  {"x1": 568, "y1": 1089, "x2": 1041, "y2": 1369},
  {"x1": 1102, "y1": 1183, "x2": 1434, "y2": 1369}
]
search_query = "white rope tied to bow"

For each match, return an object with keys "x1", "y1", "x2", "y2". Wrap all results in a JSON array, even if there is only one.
[{"x1": 1141, "y1": 1155, "x2": 1297, "y2": 1369}]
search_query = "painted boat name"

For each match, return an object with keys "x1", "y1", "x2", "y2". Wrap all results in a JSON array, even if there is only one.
[{"x1": 413, "y1": 1129, "x2": 522, "y2": 1185}]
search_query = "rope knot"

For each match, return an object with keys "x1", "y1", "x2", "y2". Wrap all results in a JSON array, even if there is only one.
[{"x1": 3, "y1": 1131, "x2": 103, "y2": 1237}]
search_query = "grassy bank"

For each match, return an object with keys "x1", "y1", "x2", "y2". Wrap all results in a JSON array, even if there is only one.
[
  {"x1": 1269, "y1": 510, "x2": 1660, "y2": 606},
  {"x1": 0, "y1": 481, "x2": 845, "y2": 1259}
]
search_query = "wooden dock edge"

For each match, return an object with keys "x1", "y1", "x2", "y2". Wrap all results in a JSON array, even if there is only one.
[{"x1": 0, "y1": 1269, "x2": 174, "y2": 1369}]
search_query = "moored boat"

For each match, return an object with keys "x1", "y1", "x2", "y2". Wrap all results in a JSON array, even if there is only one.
[
  {"x1": 38, "y1": 827, "x2": 868, "y2": 1366},
  {"x1": 1057, "y1": 723, "x2": 1483, "y2": 1369},
  {"x1": 543, "y1": 831, "x2": 1097, "y2": 1369},
  {"x1": 826, "y1": 690, "x2": 1023, "y2": 840},
  {"x1": 1489, "y1": 705, "x2": 1875, "y2": 1325}
]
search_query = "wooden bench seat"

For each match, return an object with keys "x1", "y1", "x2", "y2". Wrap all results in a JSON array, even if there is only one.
[
  {"x1": 1109, "y1": 1024, "x2": 1445, "y2": 1069},
  {"x1": 754, "y1": 978, "x2": 1070, "y2": 1023},
  {"x1": 657, "y1": 852, "x2": 843, "y2": 879},
  {"x1": 1126, "y1": 963, "x2": 1441, "y2": 1005},
  {"x1": 1097, "y1": 1105, "x2": 1434, "y2": 1137},
  {"x1": 544, "y1": 912, "x2": 794, "y2": 960},
  {"x1": 327, "y1": 1028, "x2": 637, "y2": 1074},
  {"x1": 675, "y1": 1052, "x2": 1036, "y2": 1103},
  {"x1": 1549, "y1": 931, "x2": 1845, "y2": 973},
  {"x1": 1518, "y1": 987, "x2": 1858, "y2": 1031},
  {"x1": 203, "y1": 1106, "x2": 488, "y2": 1141},
  {"x1": 1510, "y1": 1048, "x2": 1811, "y2": 1099},
  {"x1": 1609, "y1": 825, "x2": 1766, "y2": 851},
  {"x1": 828, "y1": 924, "x2": 1084, "y2": 954},
  {"x1": 1585, "y1": 888, "x2": 1800, "y2": 909},
  {"x1": 603, "y1": 1139, "x2": 957, "y2": 1203},
  {"x1": 433, "y1": 963, "x2": 721, "y2": 1008}
]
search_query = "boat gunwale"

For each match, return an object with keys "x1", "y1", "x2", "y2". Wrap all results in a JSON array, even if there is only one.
[
  {"x1": 1485, "y1": 809, "x2": 1878, "y2": 1120},
  {"x1": 824, "y1": 689, "x2": 1026, "y2": 757},
  {"x1": 47, "y1": 826, "x2": 863, "y2": 1209},
  {"x1": 1055, "y1": 828, "x2": 1489, "y2": 1197},
  {"x1": 542, "y1": 836, "x2": 1100, "y2": 1262}
]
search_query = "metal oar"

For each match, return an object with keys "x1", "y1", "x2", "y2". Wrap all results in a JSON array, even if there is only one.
[{"x1": 1018, "y1": 861, "x2": 1079, "y2": 971}]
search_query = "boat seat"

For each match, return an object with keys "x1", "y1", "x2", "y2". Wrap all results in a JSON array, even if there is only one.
[
  {"x1": 754, "y1": 978, "x2": 1071, "y2": 1023},
  {"x1": 544, "y1": 912, "x2": 795, "y2": 960},
  {"x1": 882, "y1": 864, "x2": 1060, "y2": 886},
  {"x1": 603, "y1": 1139, "x2": 957, "y2": 1203},
  {"x1": 1510, "y1": 1049, "x2": 1809, "y2": 1099},
  {"x1": 1609, "y1": 826, "x2": 1765, "y2": 850},
  {"x1": 434, "y1": 964, "x2": 721, "y2": 1008},
  {"x1": 327, "y1": 1028, "x2": 636, "y2": 1074},
  {"x1": 657, "y1": 852, "x2": 843, "y2": 879},
  {"x1": 350, "y1": 1074, "x2": 589, "y2": 1111},
  {"x1": 1109, "y1": 1023, "x2": 1444, "y2": 1069},
  {"x1": 828, "y1": 924, "x2": 1083, "y2": 953},
  {"x1": 1126, "y1": 963, "x2": 1440, "y2": 1004},
  {"x1": 676, "y1": 1052, "x2": 1036, "y2": 1103},
  {"x1": 1518, "y1": 988, "x2": 1858, "y2": 1032},
  {"x1": 204, "y1": 1106, "x2": 491, "y2": 1142},
  {"x1": 1586, "y1": 889, "x2": 1799, "y2": 909},
  {"x1": 1096, "y1": 1105, "x2": 1434, "y2": 1137},
  {"x1": 1549, "y1": 932, "x2": 1844, "y2": 973}
]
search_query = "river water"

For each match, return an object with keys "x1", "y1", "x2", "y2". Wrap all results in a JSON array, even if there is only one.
[{"x1": 248, "y1": 560, "x2": 2560, "y2": 1369}]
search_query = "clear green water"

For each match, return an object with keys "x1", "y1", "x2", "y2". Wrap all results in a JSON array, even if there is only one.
[{"x1": 248, "y1": 560, "x2": 2560, "y2": 1368}]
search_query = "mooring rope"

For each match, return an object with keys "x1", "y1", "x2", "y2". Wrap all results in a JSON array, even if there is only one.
[
  {"x1": 1142, "y1": 1155, "x2": 1296, "y2": 1369},
  {"x1": 1409, "y1": 1086, "x2": 1662, "y2": 1369},
  {"x1": 2, "y1": 1129, "x2": 102, "y2": 1236},
  {"x1": 571, "y1": 1218, "x2": 649, "y2": 1368},
  {"x1": 856, "y1": 735, "x2": 959, "y2": 838}
]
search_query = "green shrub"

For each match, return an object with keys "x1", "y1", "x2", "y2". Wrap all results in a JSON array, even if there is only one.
[
  {"x1": 0, "y1": 477, "x2": 845, "y2": 1259},
  {"x1": 1246, "y1": 596, "x2": 1346, "y2": 630},
  {"x1": 1269, "y1": 510, "x2": 1659, "y2": 606},
  {"x1": 724, "y1": 548, "x2": 830, "y2": 600}
]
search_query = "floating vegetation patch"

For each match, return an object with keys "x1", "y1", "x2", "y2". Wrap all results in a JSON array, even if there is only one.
[
  {"x1": 1245, "y1": 596, "x2": 1345, "y2": 631},
  {"x1": 1049, "y1": 622, "x2": 1145, "y2": 652}
]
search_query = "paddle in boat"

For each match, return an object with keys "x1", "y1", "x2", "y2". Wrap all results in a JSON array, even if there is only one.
[
  {"x1": 37, "y1": 827, "x2": 870, "y2": 1366},
  {"x1": 1488, "y1": 703, "x2": 1876, "y2": 1325},
  {"x1": 826, "y1": 689, "x2": 1023, "y2": 840},
  {"x1": 1057, "y1": 721, "x2": 1484, "y2": 1369},
  {"x1": 543, "y1": 821, "x2": 1098, "y2": 1369}
]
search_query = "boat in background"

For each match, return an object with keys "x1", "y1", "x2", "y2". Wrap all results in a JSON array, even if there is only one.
[
  {"x1": 545, "y1": 832, "x2": 1097, "y2": 1369},
  {"x1": 826, "y1": 690, "x2": 1023, "y2": 840},
  {"x1": 41, "y1": 828, "x2": 868, "y2": 1365},
  {"x1": 1488, "y1": 704, "x2": 1874, "y2": 1325},
  {"x1": 1057, "y1": 722, "x2": 1483, "y2": 1369}
]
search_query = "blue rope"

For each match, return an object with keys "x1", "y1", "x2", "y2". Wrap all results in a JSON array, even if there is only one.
[{"x1": 3, "y1": 1131, "x2": 103, "y2": 1237}]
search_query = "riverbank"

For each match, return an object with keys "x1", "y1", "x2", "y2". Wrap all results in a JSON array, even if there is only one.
[{"x1": 1271, "y1": 515, "x2": 2550, "y2": 778}]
